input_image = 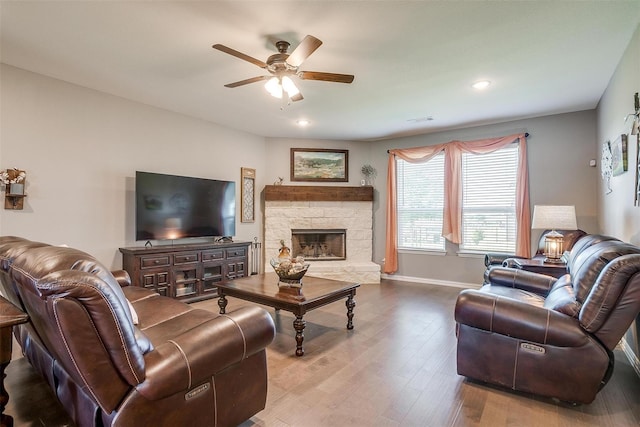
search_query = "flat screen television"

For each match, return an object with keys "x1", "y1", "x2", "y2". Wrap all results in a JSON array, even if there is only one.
[{"x1": 135, "y1": 171, "x2": 236, "y2": 241}]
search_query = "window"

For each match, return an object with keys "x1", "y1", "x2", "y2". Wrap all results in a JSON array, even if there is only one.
[
  {"x1": 460, "y1": 144, "x2": 519, "y2": 253},
  {"x1": 395, "y1": 143, "x2": 519, "y2": 254},
  {"x1": 396, "y1": 154, "x2": 445, "y2": 251}
]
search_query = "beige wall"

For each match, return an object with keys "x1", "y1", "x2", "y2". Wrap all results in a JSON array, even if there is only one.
[
  {"x1": 263, "y1": 137, "x2": 372, "y2": 188},
  {"x1": 0, "y1": 64, "x2": 267, "y2": 268},
  {"x1": 0, "y1": 65, "x2": 375, "y2": 269},
  {"x1": 370, "y1": 110, "x2": 599, "y2": 286},
  {"x1": 596, "y1": 24, "x2": 640, "y2": 369},
  {"x1": 597, "y1": 25, "x2": 640, "y2": 242}
]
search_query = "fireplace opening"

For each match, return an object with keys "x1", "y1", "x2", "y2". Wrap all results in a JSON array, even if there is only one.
[{"x1": 291, "y1": 229, "x2": 346, "y2": 261}]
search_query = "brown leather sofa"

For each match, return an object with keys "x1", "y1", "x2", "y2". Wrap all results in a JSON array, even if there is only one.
[
  {"x1": 0, "y1": 236, "x2": 276, "y2": 426},
  {"x1": 455, "y1": 234, "x2": 640, "y2": 404}
]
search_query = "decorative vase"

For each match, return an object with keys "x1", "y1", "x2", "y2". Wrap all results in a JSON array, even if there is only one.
[
  {"x1": 278, "y1": 240, "x2": 291, "y2": 259},
  {"x1": 270, "y1": 257, "x2": 309, "y2": 288}
]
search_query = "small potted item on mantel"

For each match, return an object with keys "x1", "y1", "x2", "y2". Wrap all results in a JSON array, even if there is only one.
[
  {"x1": 0, "y1": 168, "x2": 26, "y2": 210},
  {"x1": 361, "y1": 164, "x2": 377, "y2": 186}
]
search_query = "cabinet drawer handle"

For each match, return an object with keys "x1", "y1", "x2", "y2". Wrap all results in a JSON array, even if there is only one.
[{"x1": 154, "y1": 260, "x2": 160, "y2": 264}]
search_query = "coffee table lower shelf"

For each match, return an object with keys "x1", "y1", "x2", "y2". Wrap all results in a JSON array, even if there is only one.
[{"x1": 216, "y1": 273, "x2": 360, "y2": 356}]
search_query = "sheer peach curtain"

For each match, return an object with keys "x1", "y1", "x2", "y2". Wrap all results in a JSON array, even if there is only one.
[{"x1": 384, "y1": 133, "x2": 530, "y2": 274}]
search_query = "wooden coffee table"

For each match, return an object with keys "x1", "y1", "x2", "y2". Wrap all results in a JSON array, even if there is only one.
[{"x1": 216, "y1": 273, "x2": 359, "y2": 356}]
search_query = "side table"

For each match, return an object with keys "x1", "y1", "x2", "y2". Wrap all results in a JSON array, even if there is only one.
[
  {"x1": 0, "y1": 296, "x2": 28, "y2": 427},
  {"x1": 512, "y1": 258, "x2": 568, "y2": 278}
]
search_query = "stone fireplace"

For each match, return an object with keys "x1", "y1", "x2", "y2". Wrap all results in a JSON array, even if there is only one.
[{"x1": 264, "y1": 185, "x2": 381, "y2": 283}]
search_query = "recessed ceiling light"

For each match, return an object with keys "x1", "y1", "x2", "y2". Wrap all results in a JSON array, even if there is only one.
[
  {"x1": 296, "y1": 119, "x2": 310, "y2": 127},
  {"x1": 472, "y1": 80, "x2": 491, "y2": 90}
]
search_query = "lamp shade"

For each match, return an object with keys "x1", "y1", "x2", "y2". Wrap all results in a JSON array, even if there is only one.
[{"x1": 531, "y1": 205, "x2": 577, "y2": 230}]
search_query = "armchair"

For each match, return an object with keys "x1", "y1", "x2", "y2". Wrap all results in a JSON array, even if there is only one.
[{"x1": 455, "y1": 235, "x2": 640, "y2": 404}]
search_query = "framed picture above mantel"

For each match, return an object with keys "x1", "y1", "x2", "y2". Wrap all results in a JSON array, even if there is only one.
[{"x1": 290, "y1": 148, "x2": 348, "y2": 182}]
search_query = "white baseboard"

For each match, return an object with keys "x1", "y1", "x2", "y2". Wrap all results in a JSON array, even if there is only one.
[
  {"x1": 380, "y1": 273, "x2": 479, "y2": 289},
  {"x1": 619, "y1": 338, "x2": 640, "y2": 379}
]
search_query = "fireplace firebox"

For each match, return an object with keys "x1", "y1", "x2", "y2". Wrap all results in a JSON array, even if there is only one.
[{"x1": 291, "y1": 229, "x2": 346, "y2": 261}]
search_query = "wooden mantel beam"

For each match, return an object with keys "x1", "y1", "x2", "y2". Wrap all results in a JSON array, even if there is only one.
[{"x1": 263, "y1": 185, "x2": 373, "y2": 202}]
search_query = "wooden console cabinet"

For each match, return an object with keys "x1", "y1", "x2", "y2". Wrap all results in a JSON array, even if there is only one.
[{"x1": 119, "y1": 241, "x2": 250, "y2": 302}]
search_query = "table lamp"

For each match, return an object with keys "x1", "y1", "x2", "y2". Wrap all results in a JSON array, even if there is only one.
[{"x1": 531, "y1": 205, "x2": 578, "y2": 263}]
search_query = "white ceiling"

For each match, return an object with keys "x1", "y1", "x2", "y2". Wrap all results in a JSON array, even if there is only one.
[{"x1": 1, "y1": 1, "x2": 639, "y2": 141}]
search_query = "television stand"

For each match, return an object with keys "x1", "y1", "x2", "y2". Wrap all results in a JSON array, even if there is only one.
[{"x1": 119, "y1": 241, "x2": 250, "y2": 302}]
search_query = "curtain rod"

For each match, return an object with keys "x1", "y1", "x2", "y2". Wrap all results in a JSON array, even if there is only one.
[{"x1": 386, "y1": 132, "x2": 530, "y2": 153}]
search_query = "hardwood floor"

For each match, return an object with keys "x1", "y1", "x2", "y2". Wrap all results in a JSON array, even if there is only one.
[{"x1": 5, "y1": 279, "x2": 640, "y2": 426}]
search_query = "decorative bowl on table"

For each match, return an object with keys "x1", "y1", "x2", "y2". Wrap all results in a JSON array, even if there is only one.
[{"x1": 270, "y1": 257, "x2": 310, "y2": 288}]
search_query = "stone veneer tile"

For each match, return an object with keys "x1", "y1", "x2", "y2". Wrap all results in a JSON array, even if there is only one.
[{"x1": 264, "y1": 200, "x2": 380, "y2": 283}]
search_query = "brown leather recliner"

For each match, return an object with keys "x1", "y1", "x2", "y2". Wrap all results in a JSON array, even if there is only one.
[
  {"x1": 455, "y1": 234, "x2": 640, "y2": 404},
  {"x1": 0, "y1": 236, "x2": 276, "y2": 426}
]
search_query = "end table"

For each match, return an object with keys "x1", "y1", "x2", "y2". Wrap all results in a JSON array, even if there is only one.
[
  {"x1": 0, "y1": 295, "x2": 28, "y2": 427},
  {"x1": 512, "y1": 257, "x2": 568, "y2": 278}
]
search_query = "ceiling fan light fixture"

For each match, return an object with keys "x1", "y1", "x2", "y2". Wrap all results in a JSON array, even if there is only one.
[
  {"x1": 215, "y1": 35, "x2": 353, "y2": 103},
  {"x1": 265, "y1": 77, "x2": 283, "y2": 98},
  {"x1": 282, "y1": 76, "x2": 300, "y2": 97}
]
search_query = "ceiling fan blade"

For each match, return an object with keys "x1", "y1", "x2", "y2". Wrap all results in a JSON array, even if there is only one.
[
  {"x1": 212, "y1": 44, "x2": 268, "y2": 69},
  {"x1": 224, "y1": 76, "x2": 269, "y2": 88},
  {"x1": 298, "y1": 71, "x2": 355, "y2": 84},
  {"x1": 290, "y1": 93, "x2": 304, "y2": 102},
  {"x1": 286, "y1": 35, "x2": 323, "y2": 67}
]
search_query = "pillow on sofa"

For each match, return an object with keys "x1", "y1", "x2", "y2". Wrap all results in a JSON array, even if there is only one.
[{"x1": 544, "y1": 275, "x2": 580, "y2": 317}]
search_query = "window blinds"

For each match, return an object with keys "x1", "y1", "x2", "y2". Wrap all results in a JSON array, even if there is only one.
[
  {"x1": 460, "y1": 144, "x2": 519, "y2": 253},
  {"x1": 396, "y1": 154, "x2": 446, "y2": 251}
]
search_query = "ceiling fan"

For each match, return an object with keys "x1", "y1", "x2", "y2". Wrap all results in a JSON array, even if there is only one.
[{"x1": 212, "y1": 35, "x2": 354, "y2": 102}]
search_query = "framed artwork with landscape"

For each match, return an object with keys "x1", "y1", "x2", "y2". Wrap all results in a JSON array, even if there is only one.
[{"x1": 290, "y1": 148, "x2": 349, "y2": 182}]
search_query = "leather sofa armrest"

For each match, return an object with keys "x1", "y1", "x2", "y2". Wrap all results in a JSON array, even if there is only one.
[
  {"x1": 486, "y1": 266, "x2": 558, "y2": 295},
  {"x1": 136, "y1": 306, "x2": 275, "y2": 400},
  {"x1": 484, "y1": 253, "x2": 520, "y2": 267},
  {"x1": 111, "y1": 269, "x2": 132, "y2": 287},
  {"x1": 455, "y1": 289, "x2": 588, "y2": 347}
]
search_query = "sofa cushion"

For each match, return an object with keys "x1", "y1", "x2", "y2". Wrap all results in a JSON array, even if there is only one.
[{"x1": 544, "y1": 274, "x2": 580, "y2": 317}]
